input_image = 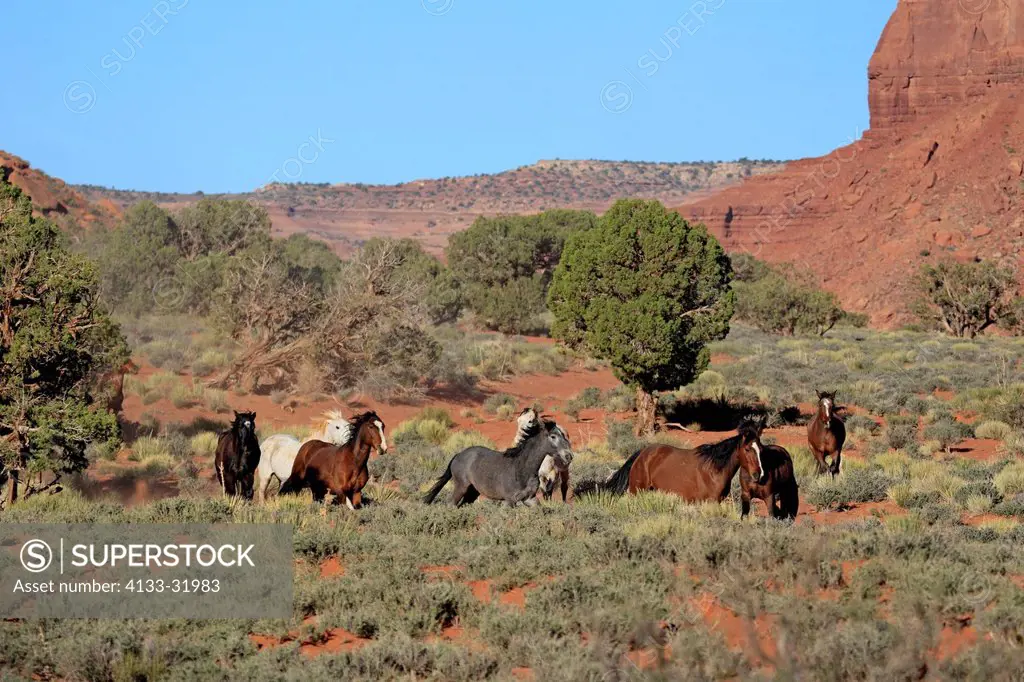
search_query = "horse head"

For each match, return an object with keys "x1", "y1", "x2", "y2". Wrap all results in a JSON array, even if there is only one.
[
  {"x1": 737, "y1": 416, "x2": 766, "y2": 484},
  {"x1": 233, "y1": 411, "x2": 257, "y2": 444},
  {"x1": 319, "y1": 410, "x2": 354, "y2": 445},
  {"x1": 352, "y1": 411, "x2": 388, "y2": 455},
  {"x1": 815, "y1": 391, "x2": 837, "y2": 422},
  {"x1": 541, "y1": 421, "x2": 574, "y2": 468}
]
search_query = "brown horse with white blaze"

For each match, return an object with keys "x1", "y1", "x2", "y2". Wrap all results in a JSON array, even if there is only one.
[
  {"x1": 603, "y1": 418, "x2": 766, "y2": 502},
  {"x1": 807, "y1": 390, "x2": 845, "y2": 477},
  {"x1": 740, "y1": 444, "x2": 799, "y2": 520},
  {"x1": 278, "y1": 411, "x2": 387, "y2": 508}
]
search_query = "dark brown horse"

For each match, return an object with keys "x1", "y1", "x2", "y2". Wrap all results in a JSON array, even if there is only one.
[
  {"x1": 807, "y1": 390, "x2": 845, "y2": 477},
  {"x1": 603, "y1": 419, "x2": 766, "y2": 502},
  {"x1": 215, "y1": 411, "x2": 261, "y2": 499},
  {"x1": 278, "y1": 411, "x2": 387, "y2": 508},
  {"x1": 739, "y1": 444, "x2": 799, "y2": 520}
]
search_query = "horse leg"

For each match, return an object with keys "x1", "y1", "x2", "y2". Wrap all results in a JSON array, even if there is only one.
[
  {"x1": 740, "y1": 492, "x2": 751, "y2": 520},
  {"x1": 560, "y1": 471, "x2": 569, "y2": 503},
  {"x1": 309, "y1": 480, "x2": 328, "y2": 503},
  {"x1": 344, "y1": 495, "x2": 356, "y2": 511},
  {"x1": 350, "y1": 490, "x2": 362, "y2": 509},
  {"x1": 460, "y1": 486, "x2": 480, "y2": 507},
  {"x1": 811, "y1": 446, "x2": 828, "y2": 475},
  {"x1": 830, "y1": 450, "x2": 842, "y2": 478},
  {"x1": 768, "y1": 493, "x2": 780, "y2": 519},
  {"x1": 450, "y1": 479, "x2": 470, "y2": 507}
]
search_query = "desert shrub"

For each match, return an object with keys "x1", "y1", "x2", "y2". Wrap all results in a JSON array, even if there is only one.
[
  {"x1": 441, "y1": 431, "x2": 496, "y2": 456},
  {"x1": 605, "y1": 420, "x2": 649, "y2": 458},
  {"x1": 993, "y1": 461, "x2": 1024, "y2": 497},
  {"x1": 922, "y1": 418, "x2": 974, "y2": 453},
  {"x1": 965, "y1": 494, "x2": 995, "y2": 514},
  {"x1": 204, "y1": 389, "x2": 230, "y2": 413},
  {"x1": 416, "y1": 419, "x2": 452, "y2": 446},
  {"x1": 1001, "y1": 432, "x2": 1024, "y2": 457},
  {"x1": 190, "y1": 348, "x2": 231, "y2": 377},
  {"x1": 885, "y1": 418, "x2": 919, "y2": 451},
  {"x1": 483, "y1": 393, "x2": 517, "y2": 415},
  {"x1": 128, "y1": 437, "x2": 169, "y2": 462},
  {"x1": 733, "y1": 259, "x2": 862, "y2": 336},
  {"x1": 912, "y1": 259, "x2": 1019, "y2": 338},
  {"x1": 603, "y1": 385, "x2": 635, "y2": 412},
  {"x1": 190, "y1": 432, "x2": 219, "y2": 458},
  {"x1": 974, "y1": 420, "x2": 1013, "y2": 441},
  {"x1": 170, "y1": 381, "x2": 205, "y2": 409},
  {"x1": 846, "y1": 414, "x2": 880, "y2": 435},
  {"x1": 804, "y1": 468, "x2": 892, "y2": 510},
  {"x1": 495, "y1": 403, "x2": 518, "y2": 421},
  {"x1": 417, "y1": 407, "x2": 455, "y2": 429}
]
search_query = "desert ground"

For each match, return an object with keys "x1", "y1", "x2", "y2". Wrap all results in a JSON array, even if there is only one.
[{"x1": 2, "y1": 322, "x2": 1022, "y2": 681}]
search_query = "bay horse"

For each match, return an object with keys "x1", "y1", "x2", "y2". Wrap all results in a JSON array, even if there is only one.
[
  {"x1": 424, "y1": 420, "x2": 574, "y2": 507},
  {"x1": 603, "y1": 418, "x2": 765, "y2": 502},
  {"x1": 807, "y1": 390, "x2": 845, "y2": 477},
  {"x1": 255, "y1": 411, "x2": 352, "y2": 502},
  {"x1": 739, "y1": 444, "x2": 799, "y2": 520},
  {"x1": 278, "y1": 411, "x2": 387, "y2": 509},
  {"x1": 514, "y1": 407, "x2": 570, "y2": 502},
  {"x1": 214, "y1": 411, "x2": 261, "y2": 500}
]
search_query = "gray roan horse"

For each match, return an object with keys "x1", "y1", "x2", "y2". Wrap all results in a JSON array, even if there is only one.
[
  {"x1": 423, "y1": 420, "x2": 574, "y2": 507},
  {"x1": 514, "y1": 407, "x2": 570, "y2": 502}
]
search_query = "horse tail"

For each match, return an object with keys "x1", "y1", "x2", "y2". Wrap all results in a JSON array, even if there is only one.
[
  {"x1": 423, "y1": 461, "x2": 453, "y2": 504},
  {"x1": 603, "y1": 449, "x2": 643, "y2": 496}
]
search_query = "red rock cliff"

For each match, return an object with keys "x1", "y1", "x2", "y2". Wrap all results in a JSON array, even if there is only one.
[
  {"x1": 868, "y1": 0, "x2": 1024, "y2": 131},
  {"x1": 677, "y1": 0, "x2": 1024, "y2": 327}
]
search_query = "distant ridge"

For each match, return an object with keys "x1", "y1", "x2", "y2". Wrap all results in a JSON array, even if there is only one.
[{"x1": 73, "y1": 158, "x2": 785, "y2": 255}]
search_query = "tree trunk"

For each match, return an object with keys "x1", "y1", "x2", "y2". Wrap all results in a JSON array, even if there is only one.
[
  {"x1": 635, "y1": 387, "x2": 657, "y2": 436},
  {"x1": 5, "y1": 469, "x2": 18, "y2": 508}
]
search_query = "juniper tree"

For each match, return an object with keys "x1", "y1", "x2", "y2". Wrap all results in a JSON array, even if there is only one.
[
  {"x1": 0, "y1": 173, "x2": 128, "y2": 507},
  {"x1": 548, "y1": 199, "x2": 734, "y2": 434}
]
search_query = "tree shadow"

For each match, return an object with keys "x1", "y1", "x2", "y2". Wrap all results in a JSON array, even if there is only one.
[{"x1": 662, "y1": 397, "x2": 771, "y2": 432}]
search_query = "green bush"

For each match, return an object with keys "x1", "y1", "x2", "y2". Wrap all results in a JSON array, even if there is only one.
[
  {"x1": 885, "y1": 419, "x2": 919, "y2": 451},
  {"x1": 733, "y1": 259, "x2": 864, "y2": 336},
  {"x1": 922, "y1": 418, "x2": 974, "y2": 453},
  {"x1": 804, "y1": 468, "x2": 892, "y2": 510},
  {"x1": 483, "y1": 393, "x2": 517, "y2": 415},
  {"x1": 912, "y1": 259, "x2": 1019, "y2": 338}
]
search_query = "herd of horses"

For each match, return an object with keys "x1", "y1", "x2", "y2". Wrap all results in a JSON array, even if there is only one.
[{"x1": 213, "y1": 391, "x2": 847, "y2": 520}]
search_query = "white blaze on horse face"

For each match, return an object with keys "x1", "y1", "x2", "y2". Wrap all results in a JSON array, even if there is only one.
[
  {"x1": 374, "y1": 420, "x2": 387, "y2": 452},
  {"x1": 751, "y1": 440, "x2": 764, "y2": 481},
  {"x1": 821, "y1": 398, "x2": 832, "y2": 421}
]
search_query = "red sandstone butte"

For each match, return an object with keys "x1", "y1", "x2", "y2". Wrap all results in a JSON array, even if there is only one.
[{"x1": 677, "y1": 0, "x2": 1024, "y2": 327}]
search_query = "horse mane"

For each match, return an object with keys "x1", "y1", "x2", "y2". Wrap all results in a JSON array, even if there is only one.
[
  {"x1": 315, "y1": 410, "x2": 351, "y2": 436},
  {"x1": 695, "y1": 419, "x2": 759, "y2": 468},
  {"x1": 512, "y1": 416, "x2": 541, "y2": 447},
  {"x1": 348, "y1": 410, "x2": 381, "y2": 434},
  {"x1": 694, "y1": 433, "x2": 743, "y2": 468},
  {"x1": 504, "y1": 419, "x2": 556, "y2": 458}
]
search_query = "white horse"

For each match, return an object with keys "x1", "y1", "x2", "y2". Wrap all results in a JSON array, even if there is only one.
[
  {"x1": 256, "y1": 411, "x2": 353, "y2": 502},
  {"x1": 514, "y1": 407, "x2": 571, "y2": 502}
]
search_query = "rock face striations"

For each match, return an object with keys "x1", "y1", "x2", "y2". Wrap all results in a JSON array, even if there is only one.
[
  {"x1": 677, "y1": 0, "x2": 1024, "y2": 326},
  {"x1": 868, "y1": 0, "x2": 1024, "y2": 132}
]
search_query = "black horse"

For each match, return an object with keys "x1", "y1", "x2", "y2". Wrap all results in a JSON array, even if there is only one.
[{"x1": 215, "y1": 411, "x2": 261, "y2": 500}]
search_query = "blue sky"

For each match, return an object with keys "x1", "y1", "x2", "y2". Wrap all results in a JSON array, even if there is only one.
[{"x1": 1, "y1": 0, "x2": 897, "y2": 193}]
